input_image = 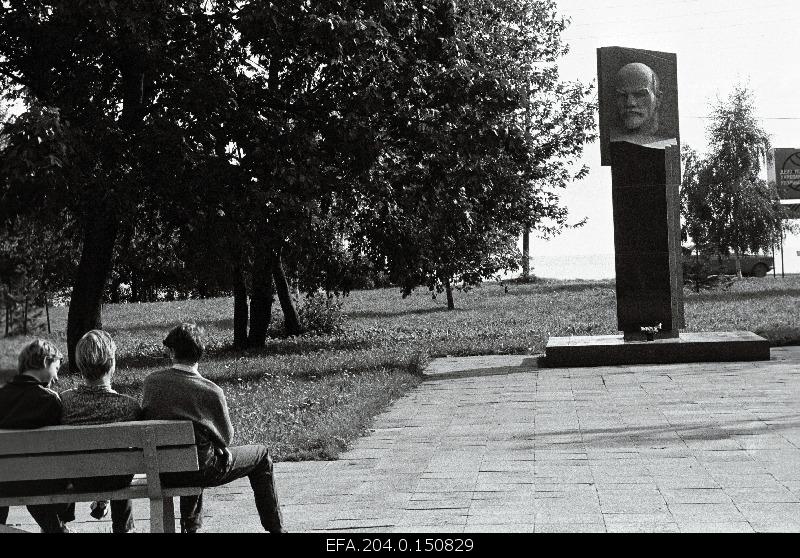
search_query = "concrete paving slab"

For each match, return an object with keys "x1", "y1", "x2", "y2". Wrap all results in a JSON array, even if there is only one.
[{"x1": 7, "y1": 347, "x2": 800, "y2": 533}]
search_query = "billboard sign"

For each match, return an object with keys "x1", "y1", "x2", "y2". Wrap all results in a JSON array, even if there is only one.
[{"x1": 770, "y1": 148, "x2": 800, "y2": 200}]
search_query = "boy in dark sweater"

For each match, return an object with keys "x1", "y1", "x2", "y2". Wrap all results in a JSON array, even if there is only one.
[
  {"x1": 142, "y1": 323, "x2": 285, "y2": 533},
  {"x1": 0, "y1": 339, "x2": 74, "y2": 533}
]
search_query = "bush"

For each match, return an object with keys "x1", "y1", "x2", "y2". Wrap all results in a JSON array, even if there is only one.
[
  {"x1": 298, "y1": 292, "x2": 345, "y2": 335},
  {"x1": 683, "y1": 258, "x2": 734, "y2": 292},
  {"x1": 345, "y1": 270, "x2": 395, "y2": 291}
]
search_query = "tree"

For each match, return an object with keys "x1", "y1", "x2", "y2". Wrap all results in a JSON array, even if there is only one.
[
  {"x1": 206, "y1": 1, "x2": 415, "y2": 342},
  {"x1": 352, "y1": 0, "x2": 595, "y2": 309},
  {"x1": 0, "y1": 90, "x2": 77, "y2": 336},
  {"x1": 0, "y1": 1, "x2": 245, "y2": 366},
  {"x1": 0, "y1": 214, "x2": 78, "y2": 335},
  {"x1": 681, "y1": 85, "x2": 785, "y2": 277}
]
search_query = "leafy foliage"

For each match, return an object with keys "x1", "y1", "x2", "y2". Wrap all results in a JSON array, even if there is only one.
[
  {"x1": 681, "y1": 85, "x2": 787, "y2": 277},
  {"x1": 0, "y1": 212, "x2": 79, "y2": 336},
  {"x1": 0, "y1": 0, "x2": 250, "y2": 363},
  {"x1": 352, "y1": 0, "x2": 595, "y2": 305},
  {"x1": 0, "y1": 0, "x2": 595, "y2": 354}
]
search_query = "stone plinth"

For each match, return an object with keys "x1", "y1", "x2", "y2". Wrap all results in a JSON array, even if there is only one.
[{"x1": 541, "y1": 331, "x2": 770, "y2": 368}]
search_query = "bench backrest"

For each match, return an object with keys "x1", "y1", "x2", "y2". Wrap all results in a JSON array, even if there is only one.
[{"x1": 0, "y1": 420, "x2": 198, "y2": 483}]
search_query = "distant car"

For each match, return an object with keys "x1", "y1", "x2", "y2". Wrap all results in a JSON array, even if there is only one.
[{"x1": 681, "y1": 253, "x2": 774, "y2": 278}]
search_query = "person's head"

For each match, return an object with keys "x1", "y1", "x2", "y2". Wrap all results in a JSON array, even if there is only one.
[
  {"x1": 17, "y1": 339, "x2": 63, "y2": 384},
  {"x1": 615, "y1": 62, "x2": 661, "y2": 134},
  {"x1": 163, "y1": 323, "x2": 206, "y2": 364},
  {"x1": 75, "y1": 329, "x2": 117, "y2": 384}
]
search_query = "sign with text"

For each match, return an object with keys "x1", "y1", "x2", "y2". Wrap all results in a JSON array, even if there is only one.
[
  {"x1": 770, "y1": 148, "x2": 800, "y2": 200},
  {"x1": 597, "y1": 46, "x2": 680, "y2": 166}
]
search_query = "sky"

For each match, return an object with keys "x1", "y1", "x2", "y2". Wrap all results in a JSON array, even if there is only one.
[{"x1": 531, "y1": 0, "x2": 800, "y2": 266}]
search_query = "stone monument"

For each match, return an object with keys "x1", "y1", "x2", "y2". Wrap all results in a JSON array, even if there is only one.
[
  {"x1": 542, "y1": 46, "x2": 770, "y2": 367},
  {"x1": 601, "y1": 46, "x2": 683, "y2": 341}
]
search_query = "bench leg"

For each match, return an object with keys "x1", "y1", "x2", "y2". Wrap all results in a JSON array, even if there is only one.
[
  {"x1": 149, "y1": 498, "x2": 165, "y2": 533},
  {"x1": 162, "y1": 496, "x2": 176, "y2": 533}
]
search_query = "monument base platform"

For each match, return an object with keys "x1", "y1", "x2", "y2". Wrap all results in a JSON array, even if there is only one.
[{"x1": 541, "y1": 331, "x2": 770, "y2": 368}]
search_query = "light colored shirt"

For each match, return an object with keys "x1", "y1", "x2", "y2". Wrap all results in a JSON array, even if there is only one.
[{"x1": 172, "y1": 363, "x2": 200, "y2": 375}]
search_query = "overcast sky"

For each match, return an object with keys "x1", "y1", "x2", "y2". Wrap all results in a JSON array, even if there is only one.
[{"x1": 533, "y1": 0, "x2": 800, "y2": 258}]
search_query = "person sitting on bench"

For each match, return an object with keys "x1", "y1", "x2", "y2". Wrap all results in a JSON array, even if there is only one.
[
  {"x1": 141, "y1": 323, "x2": 285, "y2": 533},
  {"x1": 60, "y1": 330, "x2": 141, "y2": 533},
  {"x1": 0, "y1": 339, "x2": 75, "y2": 533}
]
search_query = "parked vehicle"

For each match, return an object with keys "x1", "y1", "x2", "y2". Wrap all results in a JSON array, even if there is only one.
[{"x1": 681, "y1": 251, "x2": 774, "y2": 278}]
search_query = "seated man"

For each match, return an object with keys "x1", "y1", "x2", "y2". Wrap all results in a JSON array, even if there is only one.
[
  {"x1": 0, "y1": 339, "x2": 74, "y2": 533},
  {"x1": 142, "y1": 323, "x2": 285, "y2": 533},
  {"x1": 60, "y1": 330, "x2": 141, "y2": 533}
]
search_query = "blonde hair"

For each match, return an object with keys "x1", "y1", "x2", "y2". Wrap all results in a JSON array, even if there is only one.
[
  {"x1": 17, "y1": 339, "x2": 63, "y2": 375},
  {"x1": 75, "y1": 329, "x2": 117, "y2": 381}
]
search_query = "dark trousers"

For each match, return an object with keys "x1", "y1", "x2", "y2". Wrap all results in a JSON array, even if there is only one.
[
  {"x1": 0, "y1": 503, "x2": 74, "y2": 532},
  {"x1": 162, "y1": 444, "x2": 283, "y2": 533},
  {"x1": 72, "y1": 475, "x2": 135, "y2": 533},
  {"x1": 0, "y1": 480, "x2": 75, "y2": 533}
]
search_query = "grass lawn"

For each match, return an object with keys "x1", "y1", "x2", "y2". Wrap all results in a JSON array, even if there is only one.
[{"x1": 2, "y1": 275, "x2": 799, "y2": 460}]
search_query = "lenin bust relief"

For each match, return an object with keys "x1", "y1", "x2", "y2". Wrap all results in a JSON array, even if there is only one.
[{"x1": 611, "y1": 62, "x2": 676, "y2": 149}]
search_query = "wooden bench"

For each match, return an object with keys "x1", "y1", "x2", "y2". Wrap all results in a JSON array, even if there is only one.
[{"x1": 0, "y1": 420, "x2": 203, "y2": 533}]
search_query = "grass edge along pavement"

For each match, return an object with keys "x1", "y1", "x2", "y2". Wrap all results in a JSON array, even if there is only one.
[{"x1": 2, "y1": 276, "x2": 800, "y2": 462}]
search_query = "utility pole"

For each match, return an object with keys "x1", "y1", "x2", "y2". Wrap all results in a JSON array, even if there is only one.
[{"x1": 781, "y1": 224, "x2": 785, "y2": 278}]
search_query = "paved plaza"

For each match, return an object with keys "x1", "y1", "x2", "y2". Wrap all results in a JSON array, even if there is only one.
[{"x1": 7, "y1": 347, "x2": 800, "y2": 532}]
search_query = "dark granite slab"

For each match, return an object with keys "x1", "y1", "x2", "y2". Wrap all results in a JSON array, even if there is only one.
[
  {"x1": 610, "y1": 142, "x2": 684, "y2": 335},
  {"x1": 541, "y1": 331, "x2": 770, "y2": 368}
]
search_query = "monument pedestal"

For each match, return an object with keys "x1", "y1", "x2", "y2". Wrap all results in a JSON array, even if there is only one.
[
  {"x1": 540, "y1": 331, "x2": 770, "y2": 368},
  {"x1": 610, "y1": 141, "x2": 684, "y2": 337}
]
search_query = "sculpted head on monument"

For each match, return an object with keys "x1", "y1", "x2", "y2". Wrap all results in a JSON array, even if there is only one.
[
  {"x1": 615, "y1": 62, "x2": 661, "y2": 136},
  {"x1": 597, "y1": 46, "x2": 679, "y2": 165}
]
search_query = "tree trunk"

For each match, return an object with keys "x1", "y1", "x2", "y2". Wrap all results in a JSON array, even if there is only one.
[
  {"x1": 693, "y1": 251, "x2": 701, "y2": 293},
  {"x1": 45, "y1": 293, "x2": 51, "y2": 334},
  {"x1": 4, "y1": 290, "x2": 9, "y2": 336},
  {"x1": 109, "y1": 276, "x2": 122, "y2": 304},
  {"x1": 130, "y1": 277, "x2": 139, "y2": 303},
  {"x1": 441, "y1": 274, "x2": 455, "y2": 310},
  {"x1": 248, "y1": 248, "x2": 275, "y2": 348},
  {"x1": 67, "y1": 213, "x2": 118, "y2": 371},
  {"x1": 734, "y1": 248, "x2": 743, "y2": 278},
  {"x1": 232, "y1": 261, "x2": 249, "y2": 350},
  {"x1": 272, "y1": 248, "x2": 302, "y2": 336},
  {"x1": 522, "y1": 223, "x2": 530, "y2": 282}
]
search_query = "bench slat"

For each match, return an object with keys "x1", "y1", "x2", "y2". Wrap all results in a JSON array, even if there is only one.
[
  {"x1": 0, "y1": 481, "x2": 202, "y2": 507},
  {"x1": 0, "y1": 445, "x2": 198, "y2": 482},
  {"x1": 0, "y1": 421, "x2": 195, "y2": 455}
]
